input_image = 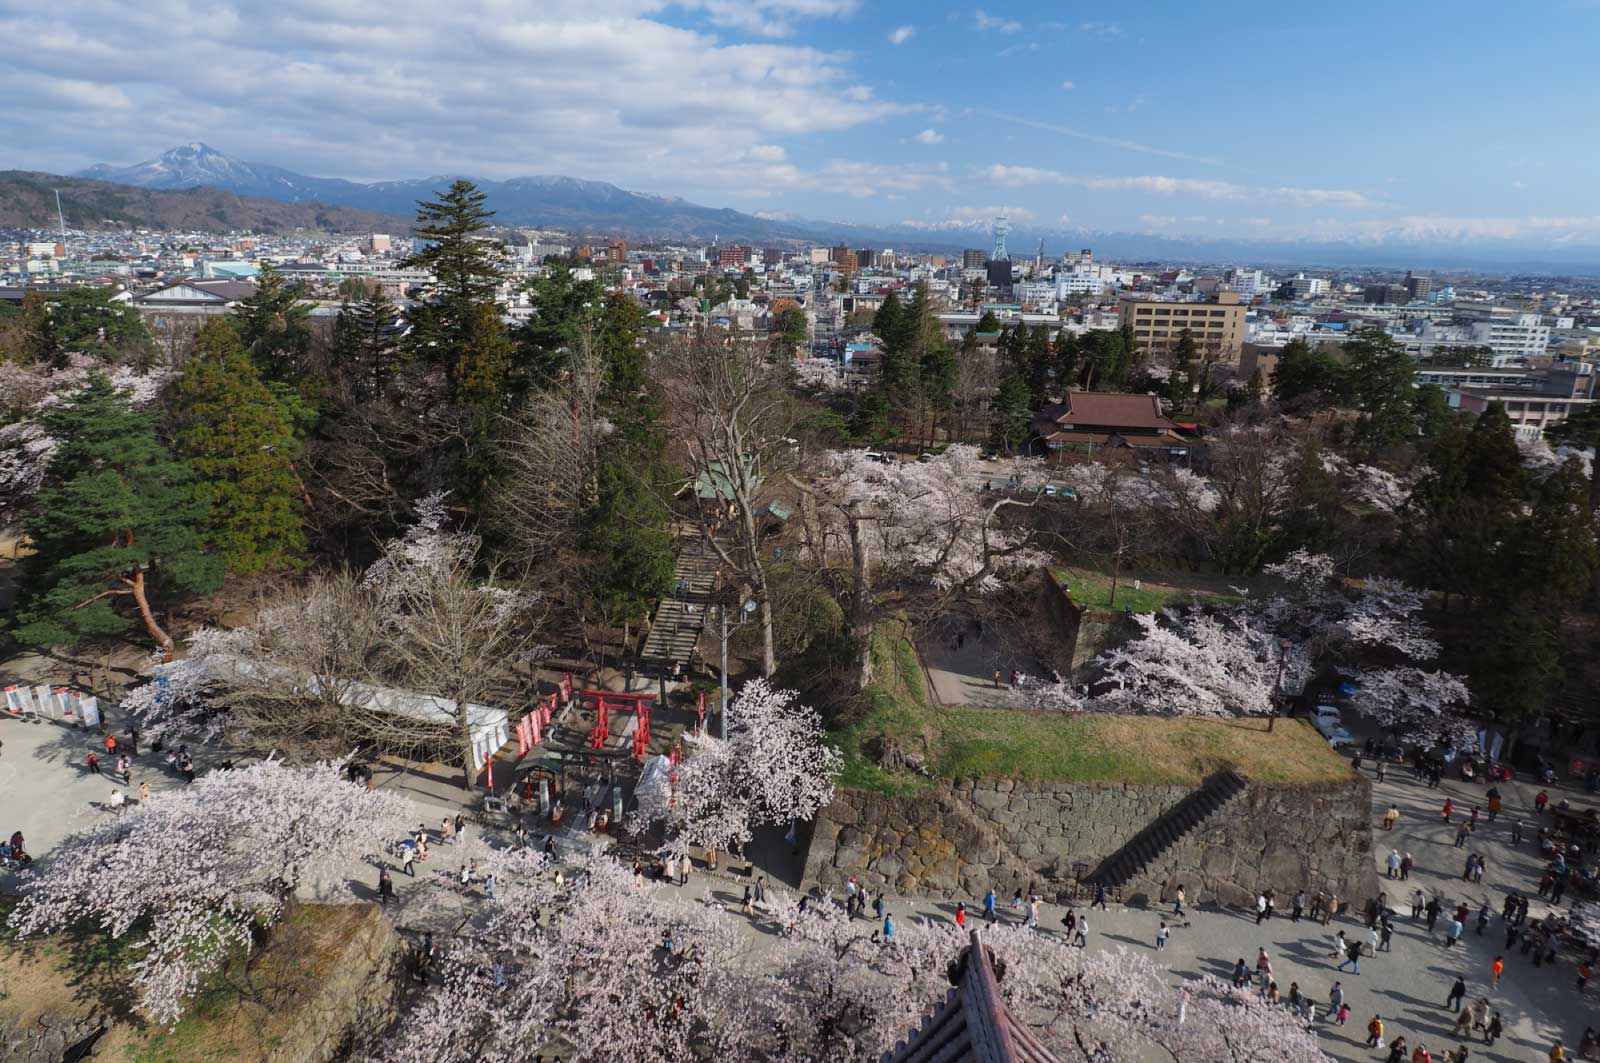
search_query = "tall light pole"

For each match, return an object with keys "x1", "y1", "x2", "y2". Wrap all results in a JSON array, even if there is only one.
[{"x1": 719, "y1": 597, "x2": 757, "y2": 738}]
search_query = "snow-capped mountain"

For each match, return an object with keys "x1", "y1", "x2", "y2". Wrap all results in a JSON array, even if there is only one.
[{"x1": 77, "y1": 143, "x2": 357, "y2": 203}]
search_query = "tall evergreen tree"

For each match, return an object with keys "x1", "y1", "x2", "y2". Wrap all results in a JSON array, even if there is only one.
[
  {"x1": 330, "y1": 289, "x2": 404, "y2": 402},
  {"x1": 1270, "y1": 337, "x2": 1345, "y2": 410},
  {"x1": 873, "y1": 292, "x2": 904, "y2": 350},
  {"x1": 990, "y1": 372, "x2": 1032, "y2": 453},
  {"x1": 1168, "y1": 328, "x2": 1199, "y2": 409},
  {"x1": 13, "y1": 376, "x2": 221, "y2": 658},
  {"x1": 513, "y1": 265, "x2": 602, "y2": 391},
  {"x1": 172, "y1": 320, "x2": 305, "y2": 575},
  {"x1": 402, "y1": 180, "x2": 508, "y2": 404},
  {"x1": 50, "y1": 287, "x2": 157, "y2": 366},
  {"x1": 230, "y1": 263, "x2": 312, "y2": 383},
  {"x1": 1343, "y1": 328, "x2": 1417, "y2": 451},
  {"x1": 1053, "y1": 330, "x2": 1080, "y2": 392}
]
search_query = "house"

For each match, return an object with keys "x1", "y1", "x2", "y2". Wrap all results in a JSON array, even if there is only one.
[
  {"x1": 130, "y1": 279, "x2": 258, "y2": 315},
  {"x1": 1031, "y1": 390, "x2": 1188, "y2": 456}
]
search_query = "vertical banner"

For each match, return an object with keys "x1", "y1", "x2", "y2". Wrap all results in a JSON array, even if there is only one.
[
  {"x1": 529, "y1": 711, "x2": 541, "y2": 745},
  {"x1": 1488, "y1": 731, "x2": 1505, "y2": 763},
  {"x1": 484, "y1": 754, "x2": 494, "y2": 791},
  {"x1": 5, "y1": 685, "x2": 26, "y2": 715},
  {"x1": 696, "y1": 690, "x2": 706, "y2": 731},
  {"x1": 78, "y1": 696, "x2": 101, "y2": 729},
  {"x1": 55, "y1": 688, "x2": 76, "y2": 722},
  {"x1": 516, "y1": 718, "x2": 531, "y2": 758},
  {"x1": 538, "y1": 777, "x2": 551, "y2": 816},
  {"x1": 558, "y1": 673, "x2": 573, "y2": 705},
  {"x1": 33, "y1": 686, "x2": 55, "y2": 720}
]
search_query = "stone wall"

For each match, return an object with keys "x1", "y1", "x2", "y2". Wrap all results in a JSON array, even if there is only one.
[
  {"x1": 803, "y1": 776, "x2": 1378, "y2": 909},
  {"x1": 1031, "y1": 570, "x2": 1131, "y2": 674}
]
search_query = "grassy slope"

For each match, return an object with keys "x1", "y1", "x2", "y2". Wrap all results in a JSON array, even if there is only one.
[
  {"x1": 1052, "y1": 566, "x2": 1244, "y2": 614},
  {"x1": 0, "y1": 902, "x2": 378, "y2": 1063},
  {"x1": 831, "y1": 623, "x2": 1348, "y2": 794}
]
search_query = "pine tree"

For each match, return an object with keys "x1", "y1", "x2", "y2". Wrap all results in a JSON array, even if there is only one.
[
  {"x1": 873, "y1": 292, "x2": 903, "y2": 350},
  {"x1": 1168, "y1": 328, "x2": 1199, "y2": 409},
  {"x1": 990, "y1": 372, "x2": 1032, "y2": 453},
  {"x1": 172, "y1": 320, "x2": 305, "y2": 575},
  {"x1": 50, "y1": 287, "x2": 157, "y2": 366},
  {"x1": 231, "y1": 263, "x2": 312, "y2": 382},
  {"x1": 331, "y1": 289, "x2": 404, "y2": 401},
  {"x1": 1053, "y1": 330, "x2": 1080, "y2": 392},
  {"x1": 402, "y1": 180, "x2": 508, "y2": 404},
  {"x1": 13, "y1": 375, "x2": 221, "y2": 657},
  {"x1": 513, "y1": 265, "x2": 603, "y2": 391},
  {"x1": 1343, "y1": 328, "x2": 1416, "y2": 451}
]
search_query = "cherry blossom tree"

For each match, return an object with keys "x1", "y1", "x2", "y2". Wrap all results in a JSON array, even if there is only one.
[
  {"x1": 793, "y1": 444, "x2": 1049, "y2": 687},
  {"x1": 635, "y1": 679, "x2": 841, "y2": 859},
  {"x1": 384, "y1": 857, "x2": 1332, "y2": 1063},
  {"x1": 7, "y1": 758, "x2": 412, "y2": 1026}
]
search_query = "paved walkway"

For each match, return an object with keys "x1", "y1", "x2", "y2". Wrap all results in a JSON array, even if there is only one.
[
  {"x1": 919, "y1": 619, "x2": 1046, "y2": 708},
  {"x1": 5, "y1": 705, "x2": 1597, "y2": 1062}
]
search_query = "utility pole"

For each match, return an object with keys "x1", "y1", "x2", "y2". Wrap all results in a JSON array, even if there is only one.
[{"x1": 719, "y1": 602, "x2": 730, "y2": 739}]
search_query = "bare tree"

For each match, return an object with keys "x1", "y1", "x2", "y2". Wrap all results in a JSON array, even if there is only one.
[
  {"x1": 492, "y1": 333, "x2": 609, "y2": 564},
  {"x1": 658, "y1": 328, "x2": 802, "y2": 677}
]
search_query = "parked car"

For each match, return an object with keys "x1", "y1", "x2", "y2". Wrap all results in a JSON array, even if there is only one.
[{"x1": 1312, "y1": 712, "x2": 1354, "y2": 748}]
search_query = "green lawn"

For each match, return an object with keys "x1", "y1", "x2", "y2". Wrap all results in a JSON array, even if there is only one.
[
  {"x1": 831, "y1": 622, "x2": 1347, "y2": 793},
  {"x1": 1052, "y1": 566, "x2": 1244, "y2": 614}
]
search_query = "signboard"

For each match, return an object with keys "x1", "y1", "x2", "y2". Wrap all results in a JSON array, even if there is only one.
[
  {"x1": 78, "y1": 696, "x2": 101, "y2": 729},
  {"x1": 5, "y1": 685, "x2": 30, "y2": 716}
]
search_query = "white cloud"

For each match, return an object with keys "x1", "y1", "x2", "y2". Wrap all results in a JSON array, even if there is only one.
[
  {"x1": 0, "y1": 0, "x2": 904, "y2": 197},
  {"x1": 913, "y1": 128, "x2": 944, "y2": 144},
  {"x1": 1079, "y1": 21, "x2": 1123, "y2": 36},
  {"x1": 1140, "y1": 214, "x2": 1177, "y2": 227},
  {"x1": 1060, "y1": 80, "x2": 1075, "y2": 90},
  {"x1": 977, "y1": 164, "x2": 1371, "y2": 208},
  {"x1": 887, "y1": 24, "x2": 915, "y2": 44},
  {"x1": 975, "y1": 9, "x2": 1023, "y2": 32},
  {"x1": 899, "y1": 204, "x2": 1034, "y2": 231},
  {"x1": 684, "y1": 0, "x2": 861, "y2": 37}
]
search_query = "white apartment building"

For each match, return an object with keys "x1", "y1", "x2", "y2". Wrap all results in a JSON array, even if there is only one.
[
  {"x1": 1226, "y1": 268, "x2": 1265, "y2": 298},
  {"x1": 1285, "y1": 274, "x2": 1328, "y2": 299},
  {"x1": 1469, "y1": 314, "x2": 1549, "y2": 365}
]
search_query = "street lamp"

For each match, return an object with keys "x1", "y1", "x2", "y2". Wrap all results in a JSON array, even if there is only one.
[{"x1": 719, "y1": 597, "x2": 757, "y2": 738}]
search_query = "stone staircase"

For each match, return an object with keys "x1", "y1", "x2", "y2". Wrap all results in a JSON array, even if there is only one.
[
  {"x1": 639, "y1": 538, "x2": 723, "y2": 670},
  {"x1": 1085, "y1": 770, "x2": 1249, "y2": 891}
]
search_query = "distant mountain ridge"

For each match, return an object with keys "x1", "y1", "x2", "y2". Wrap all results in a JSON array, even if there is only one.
[
  {"x1": 42, "y1": 143, "x2": 1600, "y2": 272},
  {"x1": 74, "y1": 143, "x2": 827, "y2": 244},
  {"x1": 0, "y1": 170, "x2": 405, "y2": 234}
]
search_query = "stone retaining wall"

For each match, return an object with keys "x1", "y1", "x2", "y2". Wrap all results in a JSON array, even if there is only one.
[{"x1": 803, "y1": 776, "x2": 1378, "y2": 909}]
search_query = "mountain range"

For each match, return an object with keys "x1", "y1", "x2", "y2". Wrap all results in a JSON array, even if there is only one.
[
  {"x1": 6, "y1": 142, "x2": 1597, "y2": 273},
  {"x1": 74, "y1": 143, "x2": 829, "y2": 244},
  {"x1": 0, "y1": 169, "x2": 403, "y2": 235}
]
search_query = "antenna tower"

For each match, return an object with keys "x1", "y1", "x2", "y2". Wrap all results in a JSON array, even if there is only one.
[
  {"x1": 991, "y1": 214, "x2": 1010, "y2": 261},
  {"x1": 54, "y1": 189, "x2": 68, "y2": 244}
]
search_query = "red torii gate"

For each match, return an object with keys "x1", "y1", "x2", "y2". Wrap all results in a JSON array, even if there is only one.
[{"x1": 581, "y1": 689, "x2": 655, "y2": 760}]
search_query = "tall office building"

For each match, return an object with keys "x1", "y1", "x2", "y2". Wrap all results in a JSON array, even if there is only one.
[
  {"x1": 1120, "y1": 290, "x2": 1248, "y2": 363},
  {"x1": 1404, "y1": 271, "x2": 1432, "y2": 302},
  {"x1": 962, "y1": 248, "x2": 987, "y2": 269}
]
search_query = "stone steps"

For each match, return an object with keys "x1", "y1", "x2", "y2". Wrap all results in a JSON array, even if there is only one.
[
  {"x1": 1086, "y1": 770, "x2": 1249, "y2": 891},
  {"x1": 639, "y1": 538, "x2": 724, "y2": 668}
]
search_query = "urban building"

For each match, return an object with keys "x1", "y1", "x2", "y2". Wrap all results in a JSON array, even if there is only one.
[
  {"x1": 1446, "y1": 364, "x2": 1597, "y2": 437},
  {"x1": 1032, "y1": 391, "x2": 1189, "y2": 455},
  {"x1": 1362, "y1": 283, "x2": 1412, "y2": 305},
  {"x1": 367, "y1": 234, "x2": 392, "y2": 253},
  {"x1": 609, "y1": 239, "x2": 628, "y2": 262},
  {"x1": 962, "y1": 248, "x2": 987, "y2": 269},
  {"x1": 1468, "y1": 313, "x2": 1550, "y2": 363},
  {"x1": 1120, "y1": 290, "x2": 1247, "y2": 363},
  {"x1": 717, "y1": 245, "x2": 749, "y2": 267},
  {"x1": 854, "y1": 248, "x2": 877, "y2": 269},
  {"x1": 1404, "y1": 271, "x2": 1431, "y2": 302}
]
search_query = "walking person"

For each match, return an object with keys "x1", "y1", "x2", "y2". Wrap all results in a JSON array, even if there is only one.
[
  {"x1": 954, "y1": 903, "x2": 966, "y2": 929},
  {"x1": 1327, "y1": 980, "x2": 1344, "y2": 1023},
  {"x1": 1292, "y1": 889, "x2": 1305, "y2": 922},
  {"x1": 1401, "y1": 852, "x2": 1414, "y2": 880},
  {"x1": 1337, "y1": 935, "x2": 1362, "y2": 974},
  {"x1": 138, "y1": 781, "x2": 150, "y2": 803},
  {"x1": 1092, "y1": 883, "x2": 1109, "y2": 911},
  {"x1": 882, "y1": 912, "x2": 895, "y2": 943},
  {"x1": 1490, "y1": 956, "x2": 1504, "y2": 988},
  {"x1": 402, "y1": 843, "x2": 416, "y2": 877},
  {"x1": 1155, "y1": 921, "x2": 1169, "y2": 949},
  {"x1": 86, "y1": 751, "x2": 100, "y2": 775},
  {"x1": 378, "y1": 865, "x2": 394, "y2": 906},
  {"x1": 1256, "y1": 892, "x2": 1269, "y2": 925},
  {"x1": 983, "y1": 888, "x2": 997, "y2": 924},
  {"x1": 1173, "y1": 883, "x2": 1186, "y2": 917},
  {"x1": 1446, "y1": 976, "x2": 1466, "y2": 1012},
  {"x1": 1412, "y1": 888, "x2": 1426, "y2": 919},
  {"x1": 1368, "y1": 1015, "x2": 1386, "y2": 1048}
]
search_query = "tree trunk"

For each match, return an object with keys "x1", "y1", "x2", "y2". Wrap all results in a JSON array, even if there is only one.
[
  {"x1": 847, "y1": 512, "x2": 875, "y2": 692},
  {"x1": 458, "y1": 701, "x2": 478, "y2": 790},
  {"x1": 127, "y1": 570, "x2": 175, "y2": 661}
]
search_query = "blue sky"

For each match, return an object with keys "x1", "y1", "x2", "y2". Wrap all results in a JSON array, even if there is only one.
[{"x1": 4, "y1": 0, "x2": 1598, "y2": 247}]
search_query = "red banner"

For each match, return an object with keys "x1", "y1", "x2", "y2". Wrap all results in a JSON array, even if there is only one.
[
  {"x1": 558, "y1": 673, "x2": 574, "y2": 704},
  {"x1": 484, "y1": 754, "x2": 495, "y2": 790}
]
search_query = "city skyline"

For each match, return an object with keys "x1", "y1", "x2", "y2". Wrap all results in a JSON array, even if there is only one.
[{"x1": 4, "y1": 0, "x2": 1598, "y2": 250}]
